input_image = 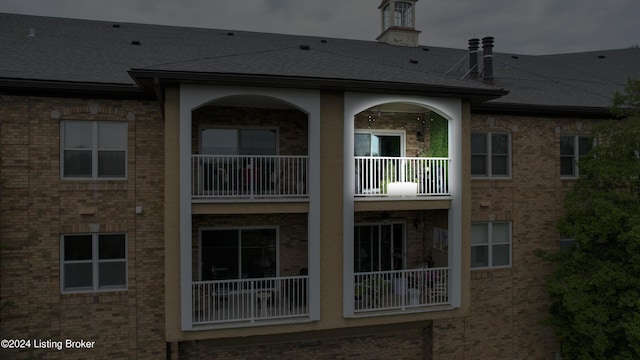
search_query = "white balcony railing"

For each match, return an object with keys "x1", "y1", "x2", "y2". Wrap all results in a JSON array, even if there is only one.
[
  {"x1": 192, "y1": 276, "x2": 309, "y2": 325},
  {"x1": 354, "y1": 267, "x2": 450, "y2": 313},
  {"x1": 355, "y1": 157, "x2": 450, "y2": 197},
  {"x1": 192, "y1": 155, "x2": 308, "y2": 199}
]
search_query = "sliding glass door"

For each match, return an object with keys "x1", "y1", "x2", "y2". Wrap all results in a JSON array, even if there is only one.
[
  {"x1": 354, "y1": 223, "x2": 404, "y2": 273},
  {"x1": 200, "y1": 228, "x2": 278, "y2": 280}
]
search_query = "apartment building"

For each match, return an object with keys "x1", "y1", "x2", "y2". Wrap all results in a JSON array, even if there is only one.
[{"x1": 1, "y1": 2, "x2": 639, "y2": 359}]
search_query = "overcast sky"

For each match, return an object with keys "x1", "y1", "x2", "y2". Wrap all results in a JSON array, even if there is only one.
[{"x1": 1, "y1": 0, "x2": 638, "y2": 55}]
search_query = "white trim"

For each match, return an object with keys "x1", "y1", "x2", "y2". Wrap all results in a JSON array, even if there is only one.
[
  {"x1": 180, "y1": 85, "x2": 321, "y2": 329},
  {"x1": 60, "y1": 120, "x2": 128, "y2": 180},
  {"x1": 470, "y1": 131, "x2": 512, "y2": 179},
  {"x1": 60, "y1": 233, "x2": 128, "y2": 294},
  {"x1": 344, "y1": 92, "x2": 463, "y2": 317}
]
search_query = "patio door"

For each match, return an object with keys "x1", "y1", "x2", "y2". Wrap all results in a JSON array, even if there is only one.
[
  {"x1": 200, "y1": 128, "x2": 278, "y2": 194},
  {"x1": 354, "y1": 131, "x2": 403, "y2": 157},
  {"x1": 200, "y1": 228, "x2": 278, "y2": 281},
  {"x1": 354, "y1": 223, "x2": 404, "y2": 273},
  {"x1": 355, "y1": 131, "x2": 404, "y2": 194}
]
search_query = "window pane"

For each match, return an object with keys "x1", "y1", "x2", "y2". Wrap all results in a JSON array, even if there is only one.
[
  {"x1": 493, "y1": 223, "x2": 510, "y2": 244},
  {"x1": 98, "y1": 151, "x2": 126, "y2": 177},
  {"x1": 491, "y1": 155, "x2": 508, "y2": 176},
  {"x1": 64, "y1": 150, "x2": 92, "y2": 177},
  {"x1": 64, "y1": 122, "x2": 92, "y2": 148},
  {"x1": 98, "y1": 122, "x2": 127, "y2": 149},
  {"x1": 471, "y1": 245, "x2": 488, "y2": 267},
  {"x1": 471, "y1": 133, "x2": 487, "y2": 154},
  {"x1": 201, "y1": 129, "x2": 238, "y2": 155},
  {"x1": 64, "y1": 263, "x2": 93, "y2": 289},
  {"x1": 471, "y1": 155, "x2": 487, "y2": 175},
  {"x1": 239, "y1": 129, "x2": 277, "y2": 155},
  {"x1": 560, "y1": 157, "x2": 575, "y2": 176},
  {"x1": 471, "y1": 224, "x2": 488, "y2": 245},
  {"x1": 354, "y1": 134, "x2": 371, "y2": 156},
  {"x1": 99, "y1": 234, "x2": 126, "y2": 259},
  {"x1": 241, "y1": 229, "x2": 276, "y2": 278},
  {"x1": 560, "y1": 136, "x2": 575, "y2": 156},
  {"x1": 98, "y1": 261, "x2": 127, "y2": 287},
  {"x1": 492, "y1": 244, "x2": 510, "y2": 266},
  {"x1": 491, "y1": 133, "x2": 508, "y2": 155},
  {"x1": 201, "y1": 230, "x2": 239, "y2": 280},
  {"x1": 64, "y1": 235, "x2": 92, "y2": 260}
]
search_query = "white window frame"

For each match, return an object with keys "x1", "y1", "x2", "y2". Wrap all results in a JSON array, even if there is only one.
[
  {"x1": 471, "y1": 132, "x2": 511, "y2": 178},
  {"x1": 61, "y1": 233, "x2": 128, "y2": 293},
  {"x1": 60, "y1": 121, "x2": 128, "y2": 180},
  {"x1": 560, "y1": 135, "x2": 592, "y2": 178},
  {"x1": 471, "y1": 222, "x2": 512, "y2": 269},
  {"x1": 198, "y1": 226, "x2": 280, "y2": 281},
  {"x1": 394, "y1": 2, "x2": 413, "y2": 28}
]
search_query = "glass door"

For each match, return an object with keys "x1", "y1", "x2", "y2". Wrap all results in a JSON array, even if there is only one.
[{"x1": 354, "y1": 223, "x2": 405, "y2": 273}]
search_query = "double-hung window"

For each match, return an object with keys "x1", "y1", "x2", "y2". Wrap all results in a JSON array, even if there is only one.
[
  {"x1": 471, "y1": 222, "x2": 511, "y2": 268},
  {"x1": 560, "y1": 135, "x2": 592, "y2": 177},
  {"x1": 61, "y1": 234, "x2": 127, "y2": 292},
  {"x1": 61, "y1": 121, "x2": 127, "y2": 179},
  {"x1": 471, "y1": 132, "x2": 510, "y2": 177}
]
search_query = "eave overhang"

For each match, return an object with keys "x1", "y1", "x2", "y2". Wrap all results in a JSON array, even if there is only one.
[
  {"x1": 128, "y1": 69, "x2": 508, "y2": 103},
  {"x1": 0, "y1": 77, "x2": 152, "y2": 100},
  {"x1": 473, "y1": 102, "x2": 612, "y2": 119}
]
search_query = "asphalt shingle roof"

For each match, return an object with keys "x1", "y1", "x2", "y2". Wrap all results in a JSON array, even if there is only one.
[{"x1": 2, "y1": 12, "x2": 639, "y2": 109}]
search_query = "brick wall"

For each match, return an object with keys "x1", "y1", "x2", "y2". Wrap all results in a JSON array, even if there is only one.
[
  {"x1": 179, "y1": 325, "x2": 430, "y2": 359},
  {"x1": 191, "y1": 106, "x2": 308, "y2": 155},
  {"x1": 0, "y1": 95, "x2": 166, "y2": 359},
  {"x1": 432, "y1": 114, "x2": 598, "y2": 360}
]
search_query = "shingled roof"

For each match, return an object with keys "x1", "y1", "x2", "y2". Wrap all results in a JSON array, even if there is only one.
[{"x1": 2, "y1": 12, "x2": 639, "y2": 111}]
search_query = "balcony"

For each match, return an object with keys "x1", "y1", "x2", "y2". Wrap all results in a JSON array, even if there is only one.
[
  {"x1": 192, "y1": 276, "x2": 309, "y2": 325},
  {"x1": 354, "y1": 267, "x2": 450, "y2": 314},
  {"x1": 192, "y1": 155, "x2": 309, "y2": 200},
  {"x1": 355, "y1": 157, "x2": 450, "y2": 197}
]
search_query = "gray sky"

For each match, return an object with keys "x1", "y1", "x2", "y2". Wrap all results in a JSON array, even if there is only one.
[{"x1": 1, "y1": 0, "x2": 638, "y2": 55}]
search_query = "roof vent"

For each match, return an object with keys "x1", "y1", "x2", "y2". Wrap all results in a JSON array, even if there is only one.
[
  {"x1": 28, "y1": 28, "x2": 36, "y2": 37},
  {"x1": 482, "y1": 36, "x2": 495, "y2": 85},
  {"x1": 409, "y1": 59, "x2": 419, "y2": 64},
  {"x1": 320, "y1": 39, "x2": 328, "y2": 43},
  {"x1": 131, "y1": 40, "x2": 141, "y2": 46},
  {"x1": 597, "y1": 55, "x2": 606, "y2": 59},
  {"x1": 112, "y1": 24, "x2": 121, "y2": 28},
  {"x1": 299, "y1": 45, "x2": 311, "y2": 50},
  {"x1": 227, "y1": 32, "x2": 235, "y2": 36},
  {"x1": 468, "y1": 38, "x2": 480, "y2": 79}
]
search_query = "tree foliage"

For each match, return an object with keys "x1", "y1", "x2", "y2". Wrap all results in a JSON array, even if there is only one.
[{"x1": 541, "y1": 79, "x2": 640, "y2": 359}]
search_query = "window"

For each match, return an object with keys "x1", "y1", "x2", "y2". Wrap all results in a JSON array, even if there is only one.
[
  {"x1": 471, "y1": 222, "x2": 511, "y2": 268},
  {"x1": 471, "y1": 132, "x2": 510, "y2": 177},
  {"x1": 560, "y1": 135, "x2": 592, "y2": 177},
  {"x1": 200, "y1": 228, "x2": 278, "y2": 280},
  {"x1": 394, "y1": 2, "x2": 412, "y2": 27},
  {"x1": 61, "y1": 234, "x2": 127, "y2": 292},
  {"x1": 200, "y1": 128, "x2": 277, "y2": 155},
  {"x1": 61, "y1": 121, "x2": 127, "y2": 179},
  {"x1": 354, "y1": 223, "x2": 404, "y2": 273}
]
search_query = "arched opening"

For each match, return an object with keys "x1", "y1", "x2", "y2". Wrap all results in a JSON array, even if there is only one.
[
  {"x1": 191, "y1": 95, "x2": 309, "y2": 199},
  {"x1": 353, "y1": 102, "x2": 450, "y2": 197},
  {"x1": 345, "y1": 97, "x2": 459, "y2": 316}
]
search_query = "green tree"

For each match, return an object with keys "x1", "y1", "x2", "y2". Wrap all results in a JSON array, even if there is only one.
[{"x1": 541, "y1": 78, "x2": 640, "y2": 359}]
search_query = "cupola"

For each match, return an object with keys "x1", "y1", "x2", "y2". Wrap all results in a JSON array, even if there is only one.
[{"x1": 376, "y1": 0, "x2": 420, "y2": 47}]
